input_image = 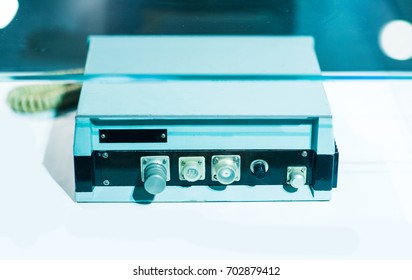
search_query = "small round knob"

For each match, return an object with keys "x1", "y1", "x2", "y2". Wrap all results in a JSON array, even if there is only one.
[
  {"x1": 290, "y1": 172, "x2": 306, "y2": 189},
  {"x1": 253, "y1": 162, "x2": 266, "y2": 179},
  {"x1": 143, "y1": 163, "x2": 167, "y2": 195},
  {"x1": 250, "y1": 160, "x2": 268, "y2": 179}
]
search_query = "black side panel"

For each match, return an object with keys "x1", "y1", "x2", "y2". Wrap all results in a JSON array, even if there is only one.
[
  {"x1": 74, "y1": 156, "x2": 93, "y2": 192},
  {"x1": 313, "y1": 143, "x2": 339, "y2": 191},
  {"x1": 332, "y1": 144, "x2": 339, "y2": 188}
]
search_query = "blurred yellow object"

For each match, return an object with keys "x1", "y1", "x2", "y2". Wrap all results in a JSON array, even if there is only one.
[{"x1": 7, "y1": 83, "x2": 81, "y2": 113}]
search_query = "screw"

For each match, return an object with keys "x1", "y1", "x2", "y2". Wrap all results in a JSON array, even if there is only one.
[
  {"x1": 301, "y1": 151, "x2": 308, "y2": 157},
  {"x1": 101, "y1": 134, "x2": 106, "y2": 139},
  {"x1": 160, "y1": 133, "x2": 166, "y2": 139},
  {"x1": 287, "y1": 167, "x2": 292, "y2": 172},
  {"x1": 301, "y1": 168, "x2": 306, "y2": 172},
  {"x1": 142, "y1": 159, "x2": 147, "y2": 165},
  {"x1": 213, "y1": 158, "x2": 219, "y2": 164},
  {"x1": 198, "y1": 160, "x2": 202, "y2": 165},
  {"x1": 181, "y1": 161, "x2": 186, "y2": 165},
  {"x1": 162, "y1": 159, "x2": 167, "y2": 164},
  {"x1": 102, "y1": 152, "x2": 108, "y2": 159},
  {"x1": 213, "y1": 175, "x2": 217, "y2": 179},
  {"x1": 103, "y1": 180, "x2": 110, "y2": 186}
]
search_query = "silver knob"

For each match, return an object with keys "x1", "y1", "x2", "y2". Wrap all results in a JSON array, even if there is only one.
[
  {"x1": 143, "y1": 163, "x2": 167, "y2": 195},
  {"x1": 289, "y1": 172, "x2": 306, "y2": 189}
]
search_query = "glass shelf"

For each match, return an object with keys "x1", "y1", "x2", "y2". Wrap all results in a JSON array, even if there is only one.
[{"x1": 1, "y1": 0, "x2": 412, "y2": 72}]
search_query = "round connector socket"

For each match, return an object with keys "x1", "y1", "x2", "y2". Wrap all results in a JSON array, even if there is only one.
[
  {"x1": 212, "y1": 156, "x2": 240, "y2": 185},
  {"x1": 181, "y1": 163, "x2": 202, "y2": 182}
]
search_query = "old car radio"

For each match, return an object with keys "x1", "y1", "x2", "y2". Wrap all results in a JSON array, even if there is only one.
[{"x1": 73, "y1": 36, "x2": 339, "y2": 203}]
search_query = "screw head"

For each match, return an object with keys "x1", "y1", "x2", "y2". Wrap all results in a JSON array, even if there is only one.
[
  {"x1": 142, "y1": 159, "x2": 147, "y2": 165},
  {"x1": 162, "y1": 159, "x2": 167, "y2": 164},
  {"x1": 102, "y1": 152, "x2": 108, "y2": 159},
  {"x1": 301, "y1": 151, "x2": 308, "y2": 157},
  {"x1": 101, "y1": 134, "x2": 106, "y2": 139},
  {"x1": 160, "y1": 133, "x2": 166, "y2": 139},
  {"x1": 181, "y1": 161, "x2": 186, "y2": 165},
  {"x1": 103, "y1": 180, "x2": 110, "y2": 186}
]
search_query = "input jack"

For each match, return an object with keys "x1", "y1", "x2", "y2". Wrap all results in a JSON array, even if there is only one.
[
  {"x1": 211, "y1": 155, "x2": 241, "y2": 185},
  {"x1": 179, "y1": 156, "x2": 206, "y2": 182}
]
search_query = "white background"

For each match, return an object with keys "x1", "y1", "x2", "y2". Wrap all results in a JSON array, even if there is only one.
[{"x1": 1, "y1": 80, "x2": 412, "y2": 259}]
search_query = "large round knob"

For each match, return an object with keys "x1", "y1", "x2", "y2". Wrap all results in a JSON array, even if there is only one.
[
  {"x1": 143, "y1": 163, "x2": 167, "y2": 195},
  {"x1": 289, "y1": 172, "x2": 306, "y2": 189}
]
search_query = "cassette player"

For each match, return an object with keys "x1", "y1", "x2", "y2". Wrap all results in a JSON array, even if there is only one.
[{"x1": 73, "y1": 36, "x2": 339, "y2": 203}]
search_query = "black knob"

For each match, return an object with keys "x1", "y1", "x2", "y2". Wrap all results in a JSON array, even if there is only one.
[{"x1": 253, "y1": 162, "x2": 267, "y2": 179}]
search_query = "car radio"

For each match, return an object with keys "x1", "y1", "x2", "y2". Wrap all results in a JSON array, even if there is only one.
[{"x1": 73, "y1": 36, "x2": 339, "y2": 203}]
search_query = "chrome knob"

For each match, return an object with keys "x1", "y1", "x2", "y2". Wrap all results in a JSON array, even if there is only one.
[
  {"x1": 143, "y1": 163, "x2": 167, "y2": 195},
  {"x1": 289, "y1": 172, "x2": 306, "y2": 189}
]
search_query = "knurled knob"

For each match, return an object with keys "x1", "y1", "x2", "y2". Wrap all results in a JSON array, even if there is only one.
[
  {"x1": 143, "y1": 163, "x2": 167, "y2": 195},
  {"x1": 253, "y1": 162, "x2": 267, "y2": 179}
]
